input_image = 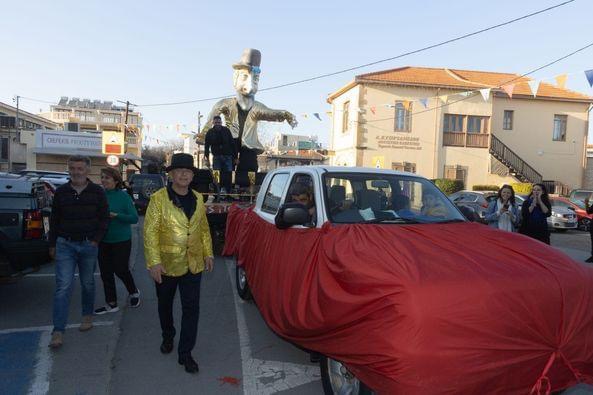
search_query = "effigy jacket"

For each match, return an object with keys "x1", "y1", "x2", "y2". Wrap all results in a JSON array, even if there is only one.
[
  {"x1": 144, "y1": 188, "x2": 213, "y2": 276},
  {"x1": 204, "y1": 98, "x2": 293, "y2": 153}
]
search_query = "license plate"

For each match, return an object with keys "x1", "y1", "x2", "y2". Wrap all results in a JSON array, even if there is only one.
[
  {"x1": 566, "y1": 222, "x2": 576, "y2": 227},
  {"x1": 133, "y1": 193, "x2": 139, "y2": 199}
]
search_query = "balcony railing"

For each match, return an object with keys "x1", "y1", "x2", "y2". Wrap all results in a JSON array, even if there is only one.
[
  {"x1": 126, "y1": 136, "x2": 138, "y2": 145},
  {"x1": 443, "y1": 132, "x2": 489, "y2": 148}
]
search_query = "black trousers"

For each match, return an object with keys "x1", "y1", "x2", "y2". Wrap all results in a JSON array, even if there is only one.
[
  {"x1": 98, "y1": 240, "x2": 137, "y2": 304},
  {"x1": 155, "y1": 272, "x2": 202, "y2": 357},
  {"x1": 236, "y1": 147, "x2": 258, "y2": 172},
  {"x1": 589, "y1": 227, "x2": 593, "y2": 255}
]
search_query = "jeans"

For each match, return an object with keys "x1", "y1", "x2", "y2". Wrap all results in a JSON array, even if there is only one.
[
  {"x1": 155, "y1": 272, "x2": 202, "y2": 358},
  {"x1": 212, "y1": 155, "x2": 233, "y2": 172},
  {"x1": 98, "y1": 239, "x2": 137, "y2": 305},
  {"x1": 52, "y1": 237, "x2": 98, "y2": 333}
]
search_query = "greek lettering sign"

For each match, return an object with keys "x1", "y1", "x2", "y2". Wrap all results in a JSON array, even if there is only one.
[
  {"x1": 42, "y1": 133, "x2": 100, "y2": 150},
  {"x1": 102, "y1": 131, "x2": 124, "y2": 155},
  {"x1": 376, "y1": 135, "x2": 422, "y2": 150}
]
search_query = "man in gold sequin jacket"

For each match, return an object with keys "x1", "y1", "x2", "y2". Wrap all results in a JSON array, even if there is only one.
[{"x1": 144, "y1": 153, "x2": 213, "y2": 374}]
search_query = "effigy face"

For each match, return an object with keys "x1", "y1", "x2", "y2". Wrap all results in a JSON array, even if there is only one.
[{"x1": 233, "y1": 68, "x2": 260, "y2": 97}]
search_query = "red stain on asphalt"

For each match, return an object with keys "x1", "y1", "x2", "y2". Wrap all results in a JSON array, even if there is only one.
[{"x1": 217, "y1": 376, "x2": 241, "y2": 386}]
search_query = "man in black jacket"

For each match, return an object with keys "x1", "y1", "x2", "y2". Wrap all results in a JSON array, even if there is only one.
[
  {"x1": 48, "y1": 155, "x2": 110, "y2": 349},
  {"x1": 204, "y1": 115, "x2": 236, "y2": 193}
]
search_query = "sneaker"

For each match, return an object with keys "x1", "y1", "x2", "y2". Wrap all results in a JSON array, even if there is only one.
[
  {"x1": 94, "y1": 304, "x2": 119, "y2": 315},
  {"x1": 129, "y1": 290, "x2": 141, "y2": 308},
  {"x1": 160, "y1": 339, "x2": 174, "y2": 354},
  {"x1": 79, "y1": 315, "x2": 93, "y2": 332},
  {"x1": 48, "y1": 331, "x2": 63, "y2": 349}
]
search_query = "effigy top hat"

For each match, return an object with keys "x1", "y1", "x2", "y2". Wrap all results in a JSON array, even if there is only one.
[
  {"x1": 165, "y1": 153, "x2": 196, "y2": 172},
  {"x1": 232, "y1": 48, "x2": 261, "y2": 72}
]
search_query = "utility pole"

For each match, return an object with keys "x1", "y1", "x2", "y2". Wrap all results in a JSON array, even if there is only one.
[{"x1": 9, "y1": 95, "x2": 20, "y2": 172}]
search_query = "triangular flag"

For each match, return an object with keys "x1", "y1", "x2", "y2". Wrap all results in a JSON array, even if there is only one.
[
  {"x1": 419, "y1": 98, "x2": 429, "y2": 108},
  {"x1": 439, "y1": 95, "x2": 448, "y2": 104},
  {"x1": 370, "y1": 106, "x2": 376, "y2": 114},
  {"x1": 313, "y1": 113, "x2": 322, "y2": 121},
  {"x1": 301, "y1": 114, "x2": 308, "y2": 119},
  {"x1": 555, "y1": 74, "x2": 568, "y2": 89},
  {"x1": 586, "y1": 69, "x2": 593, "y2": 87},
  {"x1": 402, "y1": 101, "x2": 411, "y2": 111},
  {"x1": 479, "y1": 88, "x2": 490, "y2": 101},
  {"x1": 502, "y1": 84, "x2": 515, "y2": 99},
  {"x1": 527, "y1": 80, "x2": 539, "y2": 97},
  {"x1": 459, "y1": 91, "x2": 472, "y2": 97}
]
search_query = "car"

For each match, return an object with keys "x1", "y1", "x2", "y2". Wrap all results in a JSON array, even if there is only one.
[
  {"x1": 447, "y1": 190, "x2": 496, "y2": 222},
  {"x1": 0, "y1": 174, "x2": 53, "y2": 276},
  {"x1": 551, "y1": 197, "x2": 592, "y2": 231},
  {"x1": 569, "y1": 189, "x2": 593, "y2": 203},
  {"x1": 15, "y1": 170, "x2": 70, "y2": 189},
  {"x1": 224, "y1": 166, "x2": 593, "y2": 394},
  {"x1": 128, "y1": 173, "x2": 167, "y2": 214},
  {"x1": 547, "y1": 204, "x2": 578, "y2": 231}
]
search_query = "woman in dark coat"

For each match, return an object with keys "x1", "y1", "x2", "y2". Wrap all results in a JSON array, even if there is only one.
[{"x1": 519, "y1": 183, "x2": 552, "y2": 244}]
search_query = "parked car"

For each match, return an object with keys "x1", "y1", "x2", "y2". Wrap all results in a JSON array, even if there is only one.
[
  {"x1": 0, "y1": 174, "x2": 52, "y2": 276},
  {"x1": 128, "y1": 173, "x2": 167, "y2": 213},
  {"x1": 547, "y1": 204, "x2": 578, "y2": 231},
  {"x1": 224, "y1": 166, "x2": 593, "y2": 394},
  {"x1": 16, "y1": 170, "x2": 70, "y2": 190},
  {"x1": 551, "y1": 197, "x2": 592, "y2": 231},
  {"x1": 447, "y1": 190, "x2": 496, "y2": 222},
  {"x1": 569, "y1": 189, "x2": 593, "y2": 203}
]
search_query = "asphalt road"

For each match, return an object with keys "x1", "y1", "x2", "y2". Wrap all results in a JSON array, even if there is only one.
[{"x1": 0, "y1": 222, "x2": 592, "y2": 395}]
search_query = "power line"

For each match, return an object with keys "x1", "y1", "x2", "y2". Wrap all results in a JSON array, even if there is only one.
[
  {"x1": 362, "y1": 40, "x2": 593, "y2": 124},
  {"x1": 134, "y1": 0, "x2": 577, "y2": 107}
]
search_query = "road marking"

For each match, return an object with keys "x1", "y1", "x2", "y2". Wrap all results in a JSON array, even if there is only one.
[
  {"x1": 0, "y1": 321, "x2": 114, "y2": 335},
  {"x1": 28, "y1": 331, "x2": 51, "y2": 395},
  {"x1": 225, "y1": 258, "x2": 320, "y2": 395}
]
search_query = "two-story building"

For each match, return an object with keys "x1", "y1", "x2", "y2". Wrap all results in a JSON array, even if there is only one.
[
  {"x1": 0, "y1": 102, "x2": 58, "y2": 172},
  {"x1": 38, "y1": 97, "x2": 143, "y2": 177},
  {"x1": 327, "y1": 66, "x2": 592, "y2": 191}
]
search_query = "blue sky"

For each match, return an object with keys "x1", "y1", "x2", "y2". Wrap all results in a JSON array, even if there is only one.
[{"x1": 1, "y1": 0, "x2": 591, "y2": 145}]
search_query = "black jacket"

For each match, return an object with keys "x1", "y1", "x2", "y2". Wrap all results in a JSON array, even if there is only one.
[
  {"x1": 48, "y1": 181, "x2": 110, "y2": 246},
  {"x1": 204, "y1": 126, "x2": 236, "y2": 158}
]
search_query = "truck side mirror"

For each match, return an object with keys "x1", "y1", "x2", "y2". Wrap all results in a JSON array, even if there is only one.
[{"x1": 275, "y1": 203, "x2": 310, "y2": 229}]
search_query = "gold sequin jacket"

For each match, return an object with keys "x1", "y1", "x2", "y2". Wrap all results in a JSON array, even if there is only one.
[{"x1": 143, "y1": 188, "x2": 213, "y2": 276}]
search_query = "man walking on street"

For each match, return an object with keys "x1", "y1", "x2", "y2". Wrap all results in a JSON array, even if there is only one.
[
  {"x1": 204, "y1": 115, "x2": 236, "y2": 194},
  {"x1": 144, "y1": 153, "x2": 214, "y2": 374},
  {"x1": 48, "y1": 155, "x2": 110, "y2": 349}
]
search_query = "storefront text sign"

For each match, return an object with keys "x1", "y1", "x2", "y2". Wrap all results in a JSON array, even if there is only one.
[
  {"x1": 42, "y1": 133, "x2": 101, "y2": 151},
  {"x1": 376, "y1": 135, "x2": 422, "y2": 150}
]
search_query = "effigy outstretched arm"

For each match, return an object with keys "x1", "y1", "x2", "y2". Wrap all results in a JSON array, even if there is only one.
[{"x1": 254, "y1": 104, "x2": 298, "y2": 129}]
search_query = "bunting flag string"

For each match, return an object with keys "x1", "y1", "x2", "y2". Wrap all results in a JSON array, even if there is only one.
[
  {"x1": 527, "y1": 80, "x2": 540, "y2": 97},
  {"x1": 502, "y1": 84, "x2": 515, "y2": 98},
  {"x1": 554, "y1": 74, "x2": 568, "y2": 89}
]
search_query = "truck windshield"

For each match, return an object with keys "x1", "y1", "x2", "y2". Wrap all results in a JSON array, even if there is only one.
[{"x1": 323, "y1": 172, "x2": 465, "y2": 224}]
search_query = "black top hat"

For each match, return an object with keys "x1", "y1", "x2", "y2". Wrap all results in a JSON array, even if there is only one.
[
  {"x1": 166, "y1": 153, "x2": 196, "y2": 172},
  {"x1": 232, "y1": 48, "x2": 261, "y2": 70}
]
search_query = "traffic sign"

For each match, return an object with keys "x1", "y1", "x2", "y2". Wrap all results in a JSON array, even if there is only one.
[
  {"x1": 106, "y1": 155, "x2": 120, "y2": 166},
  {"x1": 102, "y1": 131, "x2": 124, "y2": 155}
]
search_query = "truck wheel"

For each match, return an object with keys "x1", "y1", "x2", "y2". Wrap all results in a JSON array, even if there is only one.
[
  {"x1": 235, "y1": 265, "x2": 252, "y2": 300},
  {"x1": 320, "y1": 355, "x2": 374, "y2": 395}
]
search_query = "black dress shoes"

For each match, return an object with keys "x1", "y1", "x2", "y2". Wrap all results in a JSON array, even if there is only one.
[
  {"x1": 585, "y1": 256, "x2": 593, "y2": 263},
  {"x1": 160, "y1": 339, "x2": 174, "y2": 354},
  {"x1": 178, "y1": 355, "x2": 199, "y2": 373}
]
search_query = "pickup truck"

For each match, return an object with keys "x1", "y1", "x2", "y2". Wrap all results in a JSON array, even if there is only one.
[
  {"x1": 0, "y1": 174, "x2": 52, "y2": 276},
  {"x1": 224, "y1": 166, "x2": 593, "y2": 395}
]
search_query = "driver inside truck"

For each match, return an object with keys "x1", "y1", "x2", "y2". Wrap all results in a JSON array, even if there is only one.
[{"x1": 288, "y1": 182, "x2": 316, "y2": 226}]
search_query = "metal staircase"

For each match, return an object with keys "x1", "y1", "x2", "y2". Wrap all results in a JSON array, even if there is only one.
[{"x1": 489, "y1": 135, "x2": 542, "y2": 184}]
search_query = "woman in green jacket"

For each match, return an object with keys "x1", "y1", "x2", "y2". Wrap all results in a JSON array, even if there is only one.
[{"x1": 95, "y1": 167, "x2": 140, "y2": 314}]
